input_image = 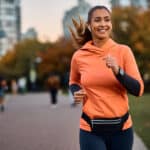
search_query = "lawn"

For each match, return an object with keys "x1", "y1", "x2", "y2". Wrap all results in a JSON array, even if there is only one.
[{"x1": 129, "y1": 94, "x2": 150, "y2": 149}]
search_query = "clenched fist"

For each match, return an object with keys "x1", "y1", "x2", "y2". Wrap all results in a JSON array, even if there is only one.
[
  {"x1": 103, "y1": 54, "x2": 119, "y2": 75},
  {"x1": 73, "y1": 89, "x2": 87, "y2": 104}
]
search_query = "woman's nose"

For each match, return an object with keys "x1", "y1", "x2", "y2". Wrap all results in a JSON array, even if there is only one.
[{"x1": 99, "y1": 20, "x2": 106, "y2": 26}]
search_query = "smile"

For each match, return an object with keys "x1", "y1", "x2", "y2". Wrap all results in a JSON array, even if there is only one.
[{"x1": 97, "y1": 29, "x2": 108, "y2": 33}]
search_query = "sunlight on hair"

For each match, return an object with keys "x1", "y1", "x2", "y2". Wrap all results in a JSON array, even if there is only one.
[{"x1": 68, "y1": 16, "x2": 91, "y2": 49}]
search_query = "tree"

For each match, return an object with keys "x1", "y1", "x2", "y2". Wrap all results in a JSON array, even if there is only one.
[
  {"x1": 0, "y1": 39, "x2": 44, "y2": 79},
  {"x1": 37, "y1": 37, "x2": 75, "y2": 79}
]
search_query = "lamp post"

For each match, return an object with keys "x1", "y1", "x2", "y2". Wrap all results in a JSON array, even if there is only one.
[
  {"x1": 0, "y1": 30, "x2": 6, "y2": 56},
  {"x1": 29, "y1": 57, "x2": 42, "y2": 92},
  {"x1": 0, "y1": 30, "x2": 6, "y2": 38}
]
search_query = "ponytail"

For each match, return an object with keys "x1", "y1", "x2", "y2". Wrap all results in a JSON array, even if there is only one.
[{"x1": 69, "y1": 16, "x2": 92, "y2": 49}]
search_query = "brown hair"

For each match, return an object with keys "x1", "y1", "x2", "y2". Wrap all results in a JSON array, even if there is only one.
[{"x1": 69, "y1": 6, "x2": 111, "y2": 49}]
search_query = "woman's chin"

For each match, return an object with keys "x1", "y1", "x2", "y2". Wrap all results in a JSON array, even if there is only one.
[{"x1": 97, "y1": 36, "x2": 109, "y2": 40}]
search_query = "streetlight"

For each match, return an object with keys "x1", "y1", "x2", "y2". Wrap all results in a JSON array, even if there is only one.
[
  {"x1": 0, "y1": 30, "x2": 6, "y2": 38},
  {"x1": 0, "y1": 30, "x2": 6, "y2": 56},
  {"x1": 35, "y1": 57, "x2": 42, "y2": 64},
  {"x1": 29, "y1": 57, "x2": 42, "y2": 92}
]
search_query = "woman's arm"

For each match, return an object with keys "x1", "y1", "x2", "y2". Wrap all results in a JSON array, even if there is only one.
[
  {"x1": 122, "y1": 46, "x2": 144, "y2": 96},
  {"x1": 116, "y1": 67, "x2": 140, "y2": 96},
  {"x1": 104, "y1": 46, "x2": 144, "y2": 96}
]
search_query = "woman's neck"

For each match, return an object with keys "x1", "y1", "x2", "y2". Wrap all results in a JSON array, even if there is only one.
[{"x1": 92, "y1": 38, "x2": 110, "y2": 48}]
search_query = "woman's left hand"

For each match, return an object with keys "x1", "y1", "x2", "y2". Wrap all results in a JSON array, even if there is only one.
[{"x1": 103, "y1": 55, "x2": 119, "y2": 75}]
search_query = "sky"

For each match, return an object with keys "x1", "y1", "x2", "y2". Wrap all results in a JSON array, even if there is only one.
[{"x1": 21, "y1": 0, "x2": 110, "y2": 42}]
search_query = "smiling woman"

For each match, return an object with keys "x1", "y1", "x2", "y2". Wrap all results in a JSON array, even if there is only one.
[
  {"x1": 69, "y1": 5, "x2": 144, "y2": 150},
  {"x1": 87, "y1": 7, "x2": 112, "y2": 46}
]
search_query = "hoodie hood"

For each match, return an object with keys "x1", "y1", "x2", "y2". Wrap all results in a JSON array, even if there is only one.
[{"x1": 79, "y1": 38, "x2": 117, "y2": 57}]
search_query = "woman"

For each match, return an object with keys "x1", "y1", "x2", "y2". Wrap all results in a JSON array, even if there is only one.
[{"x1": 69, "y1": 6, "x2": 144, "y2": 150}]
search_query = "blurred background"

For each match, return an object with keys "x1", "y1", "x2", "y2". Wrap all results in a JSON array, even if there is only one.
[
  {"x1": 0, "y1": 0, "x2": 150, "y2": 149},
  {"x1": 0, "y1": 0, "x2": 150, "y2": 92}
]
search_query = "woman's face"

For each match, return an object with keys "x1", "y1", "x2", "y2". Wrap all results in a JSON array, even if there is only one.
[{"x1": 88, "y1": 8, "x2": 112, "y2": 41}]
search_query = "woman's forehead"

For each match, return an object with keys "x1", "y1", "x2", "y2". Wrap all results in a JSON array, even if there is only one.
[{"x1": 91, "y1": 9, "x2": 111, "y2": 17}]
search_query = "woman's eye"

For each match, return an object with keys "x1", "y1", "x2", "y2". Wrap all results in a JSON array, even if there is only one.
[
  {"x1": 94, "y1": 18, "x2": 100, "y2": 22},
  {"x1": 93, "y1": 17, "x2": 111, "y2": 22},
  {"x1": 105, "y1": 18, "x2": 111, "y2": 22}
]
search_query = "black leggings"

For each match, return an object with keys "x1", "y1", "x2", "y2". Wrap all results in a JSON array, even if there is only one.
[
  {"x1": 80, "y1": 127, "x2": 133, "y2": 150},
  {"x1": 49, "y1": 89, "x2": 58, "y2": 104}
]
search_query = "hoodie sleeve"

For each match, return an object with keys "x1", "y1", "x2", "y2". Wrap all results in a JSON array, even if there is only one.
[{"x1": 123, "y1": 46, "x2": 144, "y2": 96}]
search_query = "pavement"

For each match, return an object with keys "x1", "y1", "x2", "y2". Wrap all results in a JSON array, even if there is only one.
[{"x1": 0, "y1": 92, "x2": 148, "y2": 150}]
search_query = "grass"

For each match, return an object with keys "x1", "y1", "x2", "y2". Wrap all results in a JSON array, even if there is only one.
[{"x1": 129, "y1": 94, "x2": 150, "y2": 149}]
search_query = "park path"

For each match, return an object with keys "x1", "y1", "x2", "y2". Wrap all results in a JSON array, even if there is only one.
[{"x1": 0, "y1": 92, "x2": 148, "y2": 150}]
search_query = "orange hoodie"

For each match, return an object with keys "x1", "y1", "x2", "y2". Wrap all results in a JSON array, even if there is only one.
[{"x1": 69, "y1": 38, "x2": 144, "y2": 131}]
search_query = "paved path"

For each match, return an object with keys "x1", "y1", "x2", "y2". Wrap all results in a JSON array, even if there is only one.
[{"x1": 0, "y1": 92, "x2": 148, "y2": 150}]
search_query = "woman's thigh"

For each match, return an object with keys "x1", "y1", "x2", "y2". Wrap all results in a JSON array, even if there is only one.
[
  {"x1": 111, "y1": 128, "x2": 134, "y2": 150},
  {"x1": 80, "y1": 129, "x2": 107, "y2": 150}
]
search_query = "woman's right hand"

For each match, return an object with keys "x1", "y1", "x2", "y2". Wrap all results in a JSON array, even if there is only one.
[{"x1": 73, "y1": 89, "x2": 86, "y2": 104}]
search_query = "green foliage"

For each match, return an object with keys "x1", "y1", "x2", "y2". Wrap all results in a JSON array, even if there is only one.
[
  {"x1": 0, "y1": 37, "x2": 74, "y2": 87},
  {"x1": 37, "y1": 37, "x2": 75, "y2": 78},
  {"x1": 112, "y1": 7, "x2": 150, "y2": 54},
  {"x1": 0, "y1": 39, "x2": 44, "y2": 79},
  {"x1": 129, "y1": 94, "x2": 150, "y2": 149}
]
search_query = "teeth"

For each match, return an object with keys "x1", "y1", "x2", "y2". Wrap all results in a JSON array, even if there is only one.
[{"x1": 98, "y1": 29, "x2": 106, "y2": 33}]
